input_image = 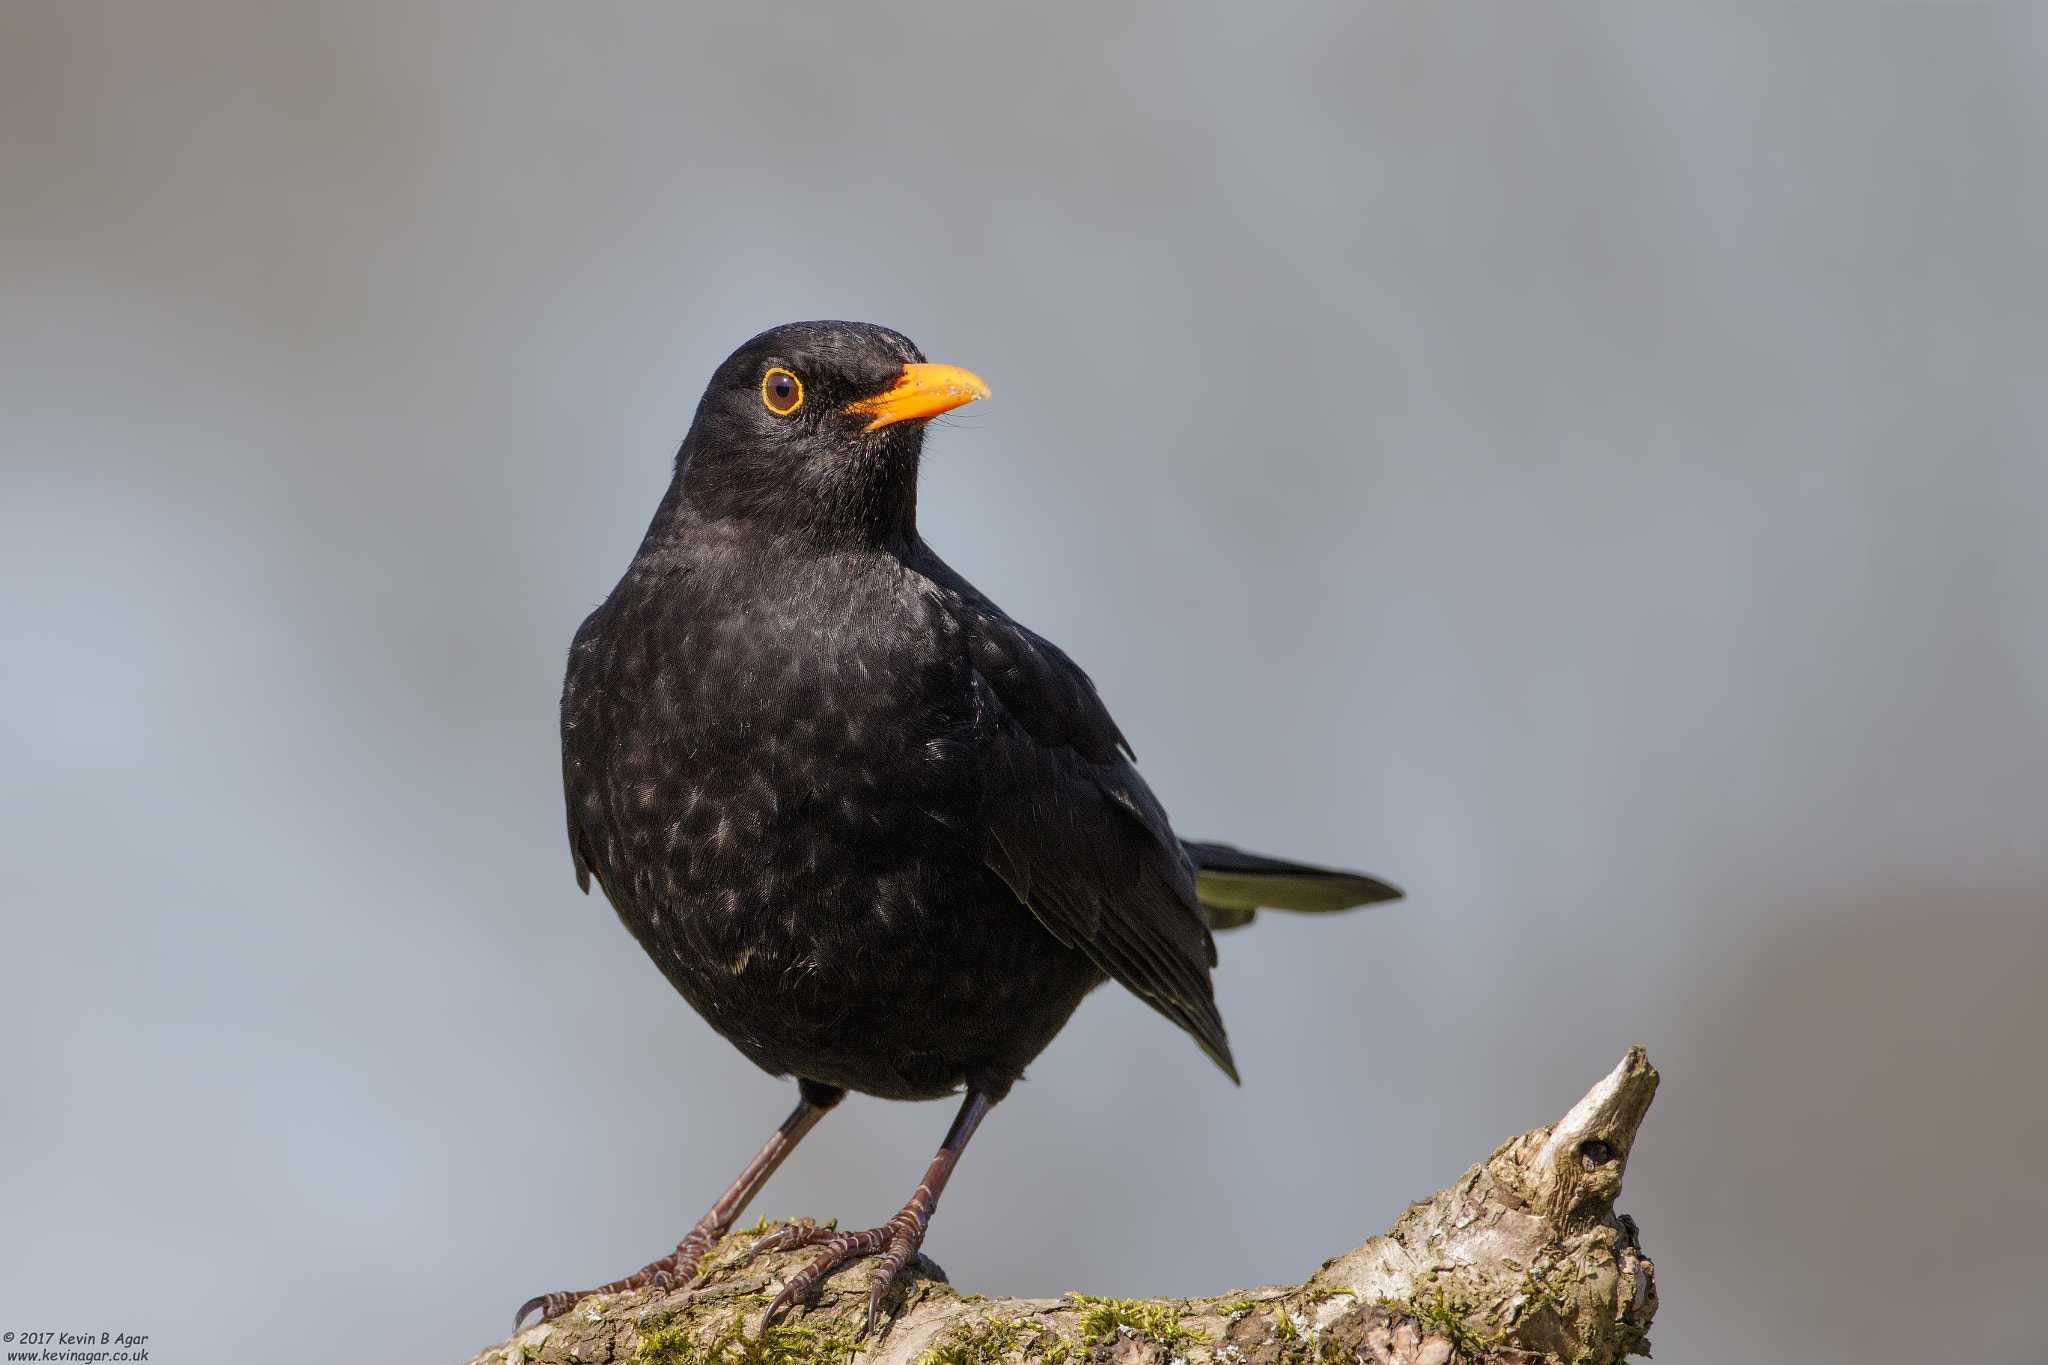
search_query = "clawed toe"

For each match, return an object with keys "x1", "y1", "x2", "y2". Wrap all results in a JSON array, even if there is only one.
[
  {"x1": 511, "y1": 1083, "x2": 998, "y2": 1344},
  {"x1": 762, "y1": 1214, "x2": 925, "y2": 1337},
  {"x1": 512, "y1": 1228, "x2": 720, "y2": 1335},
  {"x1": 742, "y1": 1216, "x2": 838, "y2": 1267},
  {"x1": 756, "y1": 1083, "x2": 999, "y2": 1337},
  {"x1": 514, "y1": 1290, "x2": 579, "y2": 1334}
]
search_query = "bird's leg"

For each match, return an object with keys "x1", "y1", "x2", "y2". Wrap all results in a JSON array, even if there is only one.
[
  {"x1": 764, "y1": 1070, "x2": 1011, "y2": 1337},
  {"x1": 514, "y1": 1080, "x2": 845, "y2": 1333}
]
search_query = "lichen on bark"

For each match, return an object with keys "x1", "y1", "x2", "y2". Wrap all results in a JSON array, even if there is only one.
[{"x1": 464, "y1": 1049, "x2": 1658, "y2": 1365}]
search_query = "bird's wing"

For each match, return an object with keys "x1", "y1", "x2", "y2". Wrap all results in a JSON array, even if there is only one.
[
  {"x1": 560, "y1": 612, "x2": 603, "y2": 895},
  {"x1": 912, "y1": 547, "x2": 1236, "y2": 1081}
]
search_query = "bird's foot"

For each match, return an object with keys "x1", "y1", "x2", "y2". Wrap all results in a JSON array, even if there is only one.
[
  {"x1": 762, "y1": 1206, "x2": 932, "y2": 1337},
  {"x1": 741, "y1": 1217, "x2": 837, "y2": 1266},
  {"x1": 513, "y1": 1226, "x2": 719, "y2": 1333}
]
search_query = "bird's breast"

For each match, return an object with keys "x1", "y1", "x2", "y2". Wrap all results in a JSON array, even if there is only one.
[{"x1": 567, "y1": 554, "x2": 984, "y2": 941}]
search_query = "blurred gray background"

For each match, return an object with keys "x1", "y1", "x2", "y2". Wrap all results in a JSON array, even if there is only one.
[{"x1": 4, "y1": 5, "x2": 2045, "y2": 1363}]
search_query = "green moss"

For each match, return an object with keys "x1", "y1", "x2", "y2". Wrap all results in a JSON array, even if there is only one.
[
  {"x1": 907, "y1": 1314, "x2": 1094, "y2": 1365},
  {"x1": 914, "y1": 1316, "x2": 1026, "y2": 1365},
  {"x1": 1067, "y1": 1296, "x2": 1205, "y2": 1351},
  {"x1": 1508, "y1": 1259, "x2": 1583, "y2": 1331},
  {"x1": 635, "y1": 1327, "x2": 697, "y2": 1365},
  {"x1": 1409, "y1": 1289, "x2": 1494, "y2": 1359},
  {"x1": 634, "y1": 1310, "x2": 860, "y2": 1365},
  {"x1": 1393, "y1": 1252, "x2": 1595, "y2": 1360}
]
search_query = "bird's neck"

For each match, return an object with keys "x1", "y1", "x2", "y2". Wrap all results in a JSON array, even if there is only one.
[{"x1": 649, "y1": 439, "x2": 921, "y2": 557}]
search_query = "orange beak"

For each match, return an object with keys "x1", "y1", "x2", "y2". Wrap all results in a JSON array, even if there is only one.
[{"x1": 845, "y1": 363, "x2": 992, "y2": 432}]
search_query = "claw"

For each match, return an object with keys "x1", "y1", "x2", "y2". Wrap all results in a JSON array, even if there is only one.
[
  {"x1": 861, "y1": 1226, "x2": 921, "y2": 1335},
  {"x1": 762, "y1": 1233, "x2": 854, "y2": 1326},
  {"x1": 506, "y1": 1092, "x2": 847, "y2": 1340},
  {"x1": 761, "y1": 1213, "x2": 924, "y2": 1337},
  {"x1": 764, "y1": 1279, "x2": 800, "y2": 1325},
  {"x1": 514, "y1": 1291, "x2": 573, "y2": 1335},
  {"x1": 512, "y1": 1229, "x2": 717, "y2": 1336}
]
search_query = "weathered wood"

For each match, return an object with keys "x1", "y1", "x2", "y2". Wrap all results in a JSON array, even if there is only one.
[{"x1": 465, "y1": 1049, "x2": 1658, "y2": 1365}]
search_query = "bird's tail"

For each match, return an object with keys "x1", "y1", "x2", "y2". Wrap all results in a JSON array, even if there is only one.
[{"x1": 1181, "y1": 840, "x2": 1402, "y2": 931}]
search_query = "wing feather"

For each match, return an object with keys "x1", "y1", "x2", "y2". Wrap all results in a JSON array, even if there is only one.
[{"x1": 913, "y1": 543, "x2": 1237, "y2": 1081}]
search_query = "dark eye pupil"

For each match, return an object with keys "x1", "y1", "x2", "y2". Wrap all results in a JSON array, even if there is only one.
[{"x1": 774, "y1": 376, "x2": 792, "y2": 400}]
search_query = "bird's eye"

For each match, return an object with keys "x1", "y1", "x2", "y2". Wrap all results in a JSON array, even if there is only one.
[{"x1": 761, "y1": 368, "x2": 804, "y2": 416}]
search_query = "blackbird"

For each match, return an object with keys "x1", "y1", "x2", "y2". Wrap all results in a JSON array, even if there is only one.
[{"x1": 517, "y1": 321, "x2": 1400, "y2": 1335}]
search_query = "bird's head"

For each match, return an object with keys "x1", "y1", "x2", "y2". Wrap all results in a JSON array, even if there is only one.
[{"x1": 673, "y1": 320, "x2": 990, "y2": 547}]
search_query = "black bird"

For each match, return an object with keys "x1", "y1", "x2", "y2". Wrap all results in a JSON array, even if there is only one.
[{"x1": 518, "y1": 321, "x2": 1400, "y2": 1335}]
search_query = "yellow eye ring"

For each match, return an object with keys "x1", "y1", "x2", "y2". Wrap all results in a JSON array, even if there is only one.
[{"x1": 761, "y1": 368, "x2": 804, "y2": 416}]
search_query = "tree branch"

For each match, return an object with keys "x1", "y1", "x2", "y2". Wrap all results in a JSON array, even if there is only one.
[{"x1": 465, "y1": 1048, "x2": 1659, "y2": 1365}]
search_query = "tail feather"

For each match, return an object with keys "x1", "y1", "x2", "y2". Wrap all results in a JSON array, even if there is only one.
[{"x1": 1181, "y1": 840, "x2": 1402, "y2": 931}]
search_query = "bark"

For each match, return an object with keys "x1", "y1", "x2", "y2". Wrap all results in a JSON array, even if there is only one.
[{"x1": 464, "y1": 1048, "x2": 1659, "y2": 1365}]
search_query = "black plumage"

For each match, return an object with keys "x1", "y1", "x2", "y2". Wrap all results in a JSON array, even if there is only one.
[{"x1": 520, "y1": 321, "x2": 1400, "y2": 1335}]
